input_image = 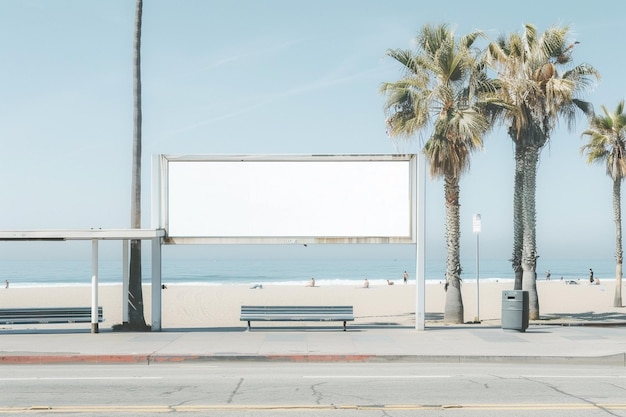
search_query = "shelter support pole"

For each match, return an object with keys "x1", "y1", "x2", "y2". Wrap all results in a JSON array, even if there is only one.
[
  {"x1": 122, "y1": 239, "x2": 129, "y2": 324},
  {"x1": 415, "y1": 153, "x2": 426, "y2": 331},
  {"x1": 151, "y1": 236, "x2": 162, "y2": 331},
  {"x1": 91, "y1": 239, "x2": 99, "y2": 334}
]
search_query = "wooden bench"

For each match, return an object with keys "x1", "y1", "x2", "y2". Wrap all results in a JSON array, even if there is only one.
[
  {"x1": 0, "y1": 307, "x2": 103, "y2": 325},
  {"x1": 240, "y1": 305, "x2": 354, "y2": 331}
]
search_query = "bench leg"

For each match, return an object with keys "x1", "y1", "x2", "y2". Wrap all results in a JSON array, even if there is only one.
[
  {"x1": 343, "y1": 321, "x2": 346, "y2": 331},
  {"x1": 247, "y1": 321, "x2": 251, "y2": 331}
]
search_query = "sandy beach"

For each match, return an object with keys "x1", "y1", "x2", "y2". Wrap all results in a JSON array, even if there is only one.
[{"x1": 1, "y1": 279, "x2": 624, "y2": 330}]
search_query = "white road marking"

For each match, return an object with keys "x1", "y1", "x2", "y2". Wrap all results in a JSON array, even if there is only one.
[
  {"x1": 303, "y1": 375, "x2": 452, "y2": 378},
  {"x1": 0, "y1": 376, "x2": 162, "y2": 381}
]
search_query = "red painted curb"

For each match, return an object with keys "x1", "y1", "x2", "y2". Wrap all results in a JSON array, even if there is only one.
[
  {"x1": 0, "y1": 355, "x2": 150, "y2": 364},
  {"x1": 0, "y1": 354, "x2": 378, "y2": 364}
]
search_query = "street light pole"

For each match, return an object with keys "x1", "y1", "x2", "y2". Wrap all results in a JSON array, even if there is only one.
[{"x1": 472, "y1": 214, "x2": 481, "y2": 323}]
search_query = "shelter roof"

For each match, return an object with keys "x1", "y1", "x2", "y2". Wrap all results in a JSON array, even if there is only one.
[{"x1": 0, "y1": 229, "x2": 165, "y2": 241}]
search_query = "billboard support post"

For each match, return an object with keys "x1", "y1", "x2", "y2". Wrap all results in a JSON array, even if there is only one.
[{"x1": 415, "y1": 153, "x2": 426, "y2": 331}]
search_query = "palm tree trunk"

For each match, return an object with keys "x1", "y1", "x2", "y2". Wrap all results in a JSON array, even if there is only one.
[
  {"x1": 613, "y1": 178, "x2": 623, "y2": 307},
  {"x1": 128, "y1": 240, "x2": 145, "y2": 325},
  {"x1": 443, "y1": 174, "x2": 464, "y2": 323},
  {"x1": 521, "y1": 147, "x2": 540, "y2": 320},
  {"x1": 512, "y1": 146, "x2": 524, "y2": 290},
  {"x1": 127, "y1": 0, "x2": 148, "y2": 329}
]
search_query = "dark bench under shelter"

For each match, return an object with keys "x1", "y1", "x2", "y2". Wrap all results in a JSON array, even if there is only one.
[
  {"x1": 240, "y1": 305, "x2": 354, "y2": 331},
  {"x1": 0, "y1": 307, "x2": 103, "y2": 325}
]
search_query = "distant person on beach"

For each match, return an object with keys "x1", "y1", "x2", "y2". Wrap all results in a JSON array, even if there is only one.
[
  {"x1": 362, "y1": 279, "x2": 369, "y2": 288},
  {"x1": 387, "y1": 279, "x2": 394, "y2": 285},
  {"x1": 403, "y1": 271, "x2": 409, "y2": 284},
  {"x1": 307, "y1": 278, "x2": 316, "y2": 287},
  {"x1": 4, "y1": 280, "x2": 8, "y2": 289},
  {"x1": 545, "y1": 270, "x2": 551, "y2": 280},
  {"x1": 589, "y1": 268, "x2": 594, "y2": 283}
]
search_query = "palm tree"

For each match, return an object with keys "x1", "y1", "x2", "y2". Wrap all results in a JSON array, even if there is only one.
[
  {"x1": 126, "y1": 0, "x2": 148, "y2": 330},
  {"x1": 486, "y1": 24, "x2": 599, "y2": 319},
  {"x1": 581, "y1": 101, "x2": 626, "y2": 307},
  {"x1": 381, "y1": 23, "x2": 492, "y2": 323}
]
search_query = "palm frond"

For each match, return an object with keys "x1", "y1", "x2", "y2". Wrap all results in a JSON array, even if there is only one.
[
  {"x1": 381, "y1": 22, "x2": 492, "y2": 181},
  {"x1": 581, "y1": 100, "x2": 626, "y2": 180}
]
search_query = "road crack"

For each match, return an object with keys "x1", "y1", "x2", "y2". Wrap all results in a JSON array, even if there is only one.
[{"x1": 227, "y1": 378, "x2": 244, "y2": 404}]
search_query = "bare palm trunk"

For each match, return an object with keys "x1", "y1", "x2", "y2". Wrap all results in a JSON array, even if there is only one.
[
  {"x1": 613, "y1": 178, "x2": 623, "y2": 307},
  {"x1": 443, "y1": 174, "x2": 464, "y2": 323},
  {"x1": 512, "y1": 146, "x2": 524, "y2": 290},
  {"x1": 521, "y1": 147, "x2": 540, "y2": 320},
  {"x1": 127, "y1": 0, "x2": 148, "y2": 329}
]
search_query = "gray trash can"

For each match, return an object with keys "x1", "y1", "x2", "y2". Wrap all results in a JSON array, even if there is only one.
[{"x1": 501, "y1": 290, "x2": 529, "y2": 332}]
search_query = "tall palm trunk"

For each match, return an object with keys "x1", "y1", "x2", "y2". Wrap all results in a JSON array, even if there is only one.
[
  {"x1": 443, "y1": 174, "x2": 464, "y2": 323},
  {"x1": 613, "y1": 178, "x2": 624, "y2": 307},
  {"x1": 521, "y1": 146, "x2": 540, "y2": 319},
  {"x1": 128, "y1": 0, "x2": 147, "y2": 329},
  {"x1": 512, "y1": 145, "x2": 524, "y2": 290}
]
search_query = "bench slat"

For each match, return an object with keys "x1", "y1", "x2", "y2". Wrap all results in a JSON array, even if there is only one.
[
  {"x1": 0, "y1": 307, "x2": 103, "y2": 325},
  {"x1": 240, "y1": 305, "x2": 354, "y2": 331}
]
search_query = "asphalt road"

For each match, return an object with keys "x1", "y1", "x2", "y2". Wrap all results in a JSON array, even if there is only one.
[{"x1": 2, "y1": 361, "x2": 626, "y2": 416}]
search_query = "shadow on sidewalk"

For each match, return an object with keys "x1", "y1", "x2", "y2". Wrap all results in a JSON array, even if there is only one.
[{"x1": 537, "y1": 310, "x2": 626, "y2": 326}]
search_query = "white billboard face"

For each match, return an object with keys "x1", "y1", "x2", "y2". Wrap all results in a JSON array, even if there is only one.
[{"x1": 155, "y1": 155, "x2": 416, "y2": 244}]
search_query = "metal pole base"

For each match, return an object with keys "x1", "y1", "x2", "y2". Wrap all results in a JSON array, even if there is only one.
[{"x1": 91, "y1": 323, "x2": 99, "y2": 334}]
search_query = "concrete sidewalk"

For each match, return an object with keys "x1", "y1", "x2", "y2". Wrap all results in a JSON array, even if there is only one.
[{"x1": 1, "y1": 322, "x2": 625, "y2": 366}]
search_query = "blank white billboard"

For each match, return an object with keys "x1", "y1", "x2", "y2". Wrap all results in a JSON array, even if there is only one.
[{"x1": 153, "y1": 155, "x2": 416, "y2": 244}]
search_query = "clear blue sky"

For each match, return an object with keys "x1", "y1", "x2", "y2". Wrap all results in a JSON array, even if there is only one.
[{"x1": 0, "y1": 1, "x2": 624, "y2": 265}]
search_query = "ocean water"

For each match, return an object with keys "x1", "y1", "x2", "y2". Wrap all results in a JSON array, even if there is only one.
[{"x1": 0, "y1": 257, "x2": 617, "y2": 288}]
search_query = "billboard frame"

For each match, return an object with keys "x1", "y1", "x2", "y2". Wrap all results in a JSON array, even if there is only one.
[{"x1": 152, "y1": 154, "x2": 418, "y2": 245}]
